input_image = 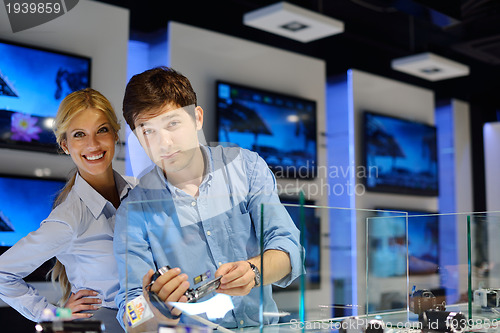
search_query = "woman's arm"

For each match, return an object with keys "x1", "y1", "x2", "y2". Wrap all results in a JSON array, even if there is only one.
[{"x1": 0, "y1": 221, "x2": 72, "y2": 321}]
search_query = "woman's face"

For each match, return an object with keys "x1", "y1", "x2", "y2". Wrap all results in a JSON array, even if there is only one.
[{"x1": 61, "y1": 108, "x2": 116, "y2": 181}]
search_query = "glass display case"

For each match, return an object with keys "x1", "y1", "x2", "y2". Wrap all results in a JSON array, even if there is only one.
[
  {"x1": 365, "y1": 211, "x2": 500, "y2": 332},
  {"x1": 365, "y1": 212, "x2": 469, "y2": 329},
  {"x1": 121, "y1": 196, "x2": 500, "y2": 332},
  {"x1": 260, "y1": 200, "x2": 405, "y2": 325}
]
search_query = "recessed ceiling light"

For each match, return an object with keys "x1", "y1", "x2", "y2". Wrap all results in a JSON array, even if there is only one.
[
  {"x1": 243, "y1": 2, "x2": 344, "y2": 43},
  {"x1": 280, "y1": 21, "x2": 309, "y2": 32},
  {"x1": 391, "y1": 52, "x2": 470, "y2": 81}
]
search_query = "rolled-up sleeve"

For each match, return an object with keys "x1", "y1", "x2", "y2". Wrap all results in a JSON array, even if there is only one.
[{"x1": 245, "y1": 152, "x2": 304, "y2": 287}]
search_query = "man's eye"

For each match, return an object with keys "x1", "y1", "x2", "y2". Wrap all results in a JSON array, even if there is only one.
[
  {"x1": 169, "y1": 121, "x2": 179, "y2": 128},
  {"x1": 143, "y1": 128, "x2": 154, "y2": 136}
]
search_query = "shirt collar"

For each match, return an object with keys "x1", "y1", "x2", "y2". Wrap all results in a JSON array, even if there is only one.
[
  {"x1": 114, "y1": 170, "x2": 133, "y2": 199},
  {"x1": 157, "y1": 145, "x2": 214, "y2": 196},
  {"x1": 200, "y1": 144, "x2": 214, "y2": 186},
  {"x1": 74, "y1": 170, "x2": 132, "y2": 219}
]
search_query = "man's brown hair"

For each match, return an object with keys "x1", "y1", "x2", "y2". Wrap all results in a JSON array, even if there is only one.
[{"x1": 123, "y1": 66, "x2": 197, "y2": 131}]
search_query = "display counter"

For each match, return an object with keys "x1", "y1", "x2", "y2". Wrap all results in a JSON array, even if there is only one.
[{"x1": 117, "y1": 197, "x2": 500, "y2": 332}]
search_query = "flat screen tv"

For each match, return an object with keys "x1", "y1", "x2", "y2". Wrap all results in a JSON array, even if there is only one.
[
  {"x1": 277, "y1": 196, "x2": 321, "y2": 290},
  {"x1": 0, "y1": 174, "x2": 66, "y2": 281},
  {"x1": 363, "y1": 111, "x2": 438, "y2": 196},
  {"x1": 370, "y1": 208, "x2": 439, "y2": 277},
  {"x1": 0, "y1": 39, "x2": 91, "y2": 153},
  {"x1": 216, "y1": 81, "x2": 317, "y2": 179}
]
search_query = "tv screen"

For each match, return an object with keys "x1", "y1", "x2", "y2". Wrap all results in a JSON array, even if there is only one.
[
  {"x1": 0, "y1": 174, "x2": 66, "y2": 281},
  {"x1": 370, "y1": 209, "x2": 439, "y2": 277},
  {"x1": 277, "y1": 197, "x2": 320, "y2": 290},
  {"x1": 363, "y1": 111, "x2": 438, "y2": 196},
  {"x1": 216, "y1": 81, "x2": 317, "y2": 179},
  {"x1": 0, "y1": 174, "x2": 66, "y2": 246},
  {"x1": 0, "y1": 39, "x2": 91, "y2": 153}
]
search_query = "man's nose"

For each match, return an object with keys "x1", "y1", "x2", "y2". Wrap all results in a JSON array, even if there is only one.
[{"x1": 159, "y1": 129, "x2": 173, "y2": 146}]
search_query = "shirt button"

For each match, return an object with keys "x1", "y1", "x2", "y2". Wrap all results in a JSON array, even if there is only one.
[
  {"x1": 206, "y1": 231, "x2": 211, "y2": 236},
  {"x1": 240, "y1": 320, "x2": 244, "y2": 325},
  {"x1": 191, "y1": 201, "x2": 196, "y2": 206}
]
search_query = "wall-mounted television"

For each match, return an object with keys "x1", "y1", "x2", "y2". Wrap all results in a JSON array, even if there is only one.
[
  {"x1": 216, "y1": 80, "x2": 317, "y2": 179},
  {"x1": 277, "y1": 196, "x2": 321, "y2": 290},
  {"x1": 363, "y1": 111, "x2": 438, "y2": 196},
  {"x1": 0, "y1": 174, "x2": 66, "y2": 281},
  {"x1": 0, "y1": 39, "x2": 91, "y2": 153},
  {"x1": 370, "y1": 208, "x2": 439, "y2": 277}
]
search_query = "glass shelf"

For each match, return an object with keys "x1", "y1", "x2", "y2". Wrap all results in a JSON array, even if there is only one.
[{"x1": 121, "y1": 196, "x2": 500, "y2": 332}]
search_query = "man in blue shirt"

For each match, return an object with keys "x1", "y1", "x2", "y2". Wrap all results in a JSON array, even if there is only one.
[{"x1": 114, "y1": 67, "x2": 302, "y2": 330}]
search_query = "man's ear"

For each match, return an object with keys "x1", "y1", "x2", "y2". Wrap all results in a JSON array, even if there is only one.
[{"x1": 195, "y1": 106, "x2": 204, "y2": 130}]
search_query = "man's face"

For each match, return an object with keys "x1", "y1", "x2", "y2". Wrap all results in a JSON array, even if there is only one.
[{"x1": 134, "y1": 104, "x2": 203, "y2": 174}]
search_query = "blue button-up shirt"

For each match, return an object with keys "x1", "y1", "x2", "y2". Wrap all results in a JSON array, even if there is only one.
[
  {"x1": 0, "y1": 171, "x2": 134, "y2": 321},
  {"x1": 114, "y1": 145, "x2": 302, "y2": 328}
]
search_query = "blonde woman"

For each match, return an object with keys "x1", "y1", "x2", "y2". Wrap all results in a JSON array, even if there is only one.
[{"x1": 0, "y1": 88, "x2": 135, "y2": 332}]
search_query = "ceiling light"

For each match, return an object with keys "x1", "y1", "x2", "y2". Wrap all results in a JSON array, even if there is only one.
[
  {"x1": 243, "y1": 2, "x2": 344, "y2": 43},
  {"x1": 391, "y1": 52, "x2": 470, "y2": 81}
]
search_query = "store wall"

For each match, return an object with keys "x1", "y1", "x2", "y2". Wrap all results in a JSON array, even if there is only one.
[
  {"x1": 483, "y1": 121, "x2": 500, "y2": 284},
  {"x1": 437, "y1": 99, "x2": 472, "y2": 214},
  {"x1": 327, "y1": 69, "x2": 436, "y2": 310},
  {"x1": 327, "y1": 70, "x2": 473, "y2": 313},
  {"x1": 0, "y1": 0, "x2": 129, "y2": 310},
  {"x1": 436, "y1": 99, "x2": 472, "y2": 302},
  {"x1": 484, "y1": 121, "x2": 500, "y2": 211}
]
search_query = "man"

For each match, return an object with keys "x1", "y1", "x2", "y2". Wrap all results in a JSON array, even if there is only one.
[{"x1": 114, "y1": 66, "x2": 302, "y2": 330}]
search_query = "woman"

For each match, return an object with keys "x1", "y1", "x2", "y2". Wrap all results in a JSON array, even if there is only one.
[{"x1": 0, "y1": 88, "x2": 135, "y2": 332}]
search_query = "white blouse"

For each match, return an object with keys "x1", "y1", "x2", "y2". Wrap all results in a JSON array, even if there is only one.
[{"x1": 0, "y1": 171, "x2": 135, "y2": 321}]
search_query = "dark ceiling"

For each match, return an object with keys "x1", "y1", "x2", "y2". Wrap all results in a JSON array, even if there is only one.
[{"x1": 96, "y1": 0, "x2": 500, "y2": 113}]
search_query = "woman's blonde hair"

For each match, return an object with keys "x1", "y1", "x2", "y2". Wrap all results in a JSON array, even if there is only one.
[{"x1": 48, "y1": 88, "x2": 120, "y2": 305}]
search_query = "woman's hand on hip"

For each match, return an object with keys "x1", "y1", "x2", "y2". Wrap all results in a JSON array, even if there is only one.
[{"x1": 64, "y1": 289, "x2": 102, "y2": 318}]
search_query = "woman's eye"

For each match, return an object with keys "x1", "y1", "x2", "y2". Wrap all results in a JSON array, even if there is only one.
[
  {"x1": 73, "y1": 132, "x2": 84, "y2": 138},
  {"x1": 98, "y1": 126, "x2": 109, "y2": 133}
]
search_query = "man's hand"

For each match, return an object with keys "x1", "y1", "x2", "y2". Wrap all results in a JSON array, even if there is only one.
[
  {"x1": 64, "y1": 290, "x2": 101, "y2": 319},
  {"x1": 215, "y1": 261, "x2": 255, "y2": 296},
  {"x1": 143, "y1": 268, "x2": 190, "y2": 318},
  {"x1": 215, "y1": 250, "x2": 291, "y2": 298}
]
